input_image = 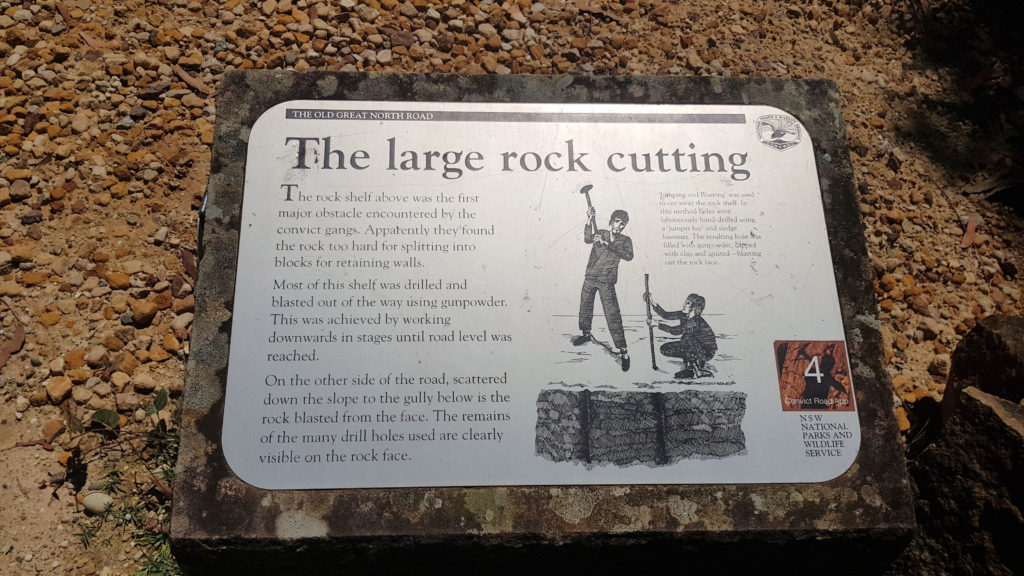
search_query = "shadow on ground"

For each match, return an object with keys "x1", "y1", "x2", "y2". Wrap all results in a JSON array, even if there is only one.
[{"x1": 896, "y1": 0, "x2": 1024, "y2": 212}]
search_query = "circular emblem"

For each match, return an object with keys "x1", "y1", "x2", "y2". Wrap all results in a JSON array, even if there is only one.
[{"x1": 756, "y1": 115, "x2": 802, "y2": 151}]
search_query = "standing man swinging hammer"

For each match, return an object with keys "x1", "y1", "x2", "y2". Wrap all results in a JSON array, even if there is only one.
[{"x1": 572, "y1": 185, "x2": 634, "y2": 371}]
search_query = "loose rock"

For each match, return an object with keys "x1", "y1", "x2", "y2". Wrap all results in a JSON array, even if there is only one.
[
  {"x1": 45, "y1": 376, "x2": 73, "y2": 404},
  {"x1": 82, "y1": 492, "x2": 114, "y2": 516}
]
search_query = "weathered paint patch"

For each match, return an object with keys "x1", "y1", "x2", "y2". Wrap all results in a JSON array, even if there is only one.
[
  {"x1": 275, "y1": 510, "x2": 329, "y2": 539},
  {"x1": 667, "y1": 496, "x2": 699, "y2": 526},
  {"x1": 548, "y1": 488, "x2": 603, "y2": 525},
  {"x1": 463, "y1": 488, "x2": 513, "y2": 533}
]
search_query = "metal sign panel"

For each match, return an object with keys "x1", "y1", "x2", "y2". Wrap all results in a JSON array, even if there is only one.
[{"x1": 222, "y1": 100, "x2": 859, "y2": 489}]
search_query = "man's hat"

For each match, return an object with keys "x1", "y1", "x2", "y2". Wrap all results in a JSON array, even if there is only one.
[{"x1": 610, "y1": 209, "x2": 629, "y2": 223}]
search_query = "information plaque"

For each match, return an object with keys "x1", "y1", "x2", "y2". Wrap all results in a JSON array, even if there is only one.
[{"x1": 223, "y1": 100, "x2": 860, "y2": 489}]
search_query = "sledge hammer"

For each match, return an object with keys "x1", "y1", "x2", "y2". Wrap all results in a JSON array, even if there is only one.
[{"x1": 580, "y1": 184, "x2": 596, "y2": 234}]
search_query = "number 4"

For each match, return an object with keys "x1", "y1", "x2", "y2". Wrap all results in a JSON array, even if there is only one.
[{"x1": 805, "y1": 355, "x2": 823, "y2": 383}]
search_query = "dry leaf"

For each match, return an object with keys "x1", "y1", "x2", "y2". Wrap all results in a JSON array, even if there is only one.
[
  {"x1": 57, "y1": 3, "x2": 74, "y2": 25},
  {"x1": 171, "y1": 64, "x2": 212, "y2": 95},
  {"x1": 0, "y1": 324, "x2": 24, "y2": 368},
  {"x1": 962, "y1": 173, "x2": 1024, "y2": 198},
  {"x1": 149, "y1": 474, "x2": 173, "y2": 499},
  {"x1": 578, "y1": 4, "x2": 625, "y2": 22},
  {"x1": 63, "y1": 402, "x2": 85, "y2": 434},
  {"x1": 79, "y1": 32, "x2": 107, "y2": 49},
  {"x1": 181, "y1": 248, "x2": 198, "y2": 282},
  {"x1": 13, "y1": 439, "x2": 55, "y2": 451},
  {"x1": 960, "y1": 214, "x2": 980, "y2": 248}
]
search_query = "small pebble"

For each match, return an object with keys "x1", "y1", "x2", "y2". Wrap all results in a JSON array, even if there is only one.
[{"x1": 82, "y1": 492, "x2": 114, "y2": 516}]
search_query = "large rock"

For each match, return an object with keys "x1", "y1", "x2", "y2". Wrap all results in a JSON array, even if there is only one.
[
  {"x1": 945, "y1": 315, "x2": 1024, "y2": 415},
  {"x1": 890, "y1": 314, "x2": 1024, "y2": 575},
  {"x1": 888, "y1": 387, "x2": 1024, "y2": 576}
]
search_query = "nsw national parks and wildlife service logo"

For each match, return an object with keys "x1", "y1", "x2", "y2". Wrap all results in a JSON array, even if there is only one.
[{"x1": 756, "y1": 114, "x2": 802, "y2": 151}]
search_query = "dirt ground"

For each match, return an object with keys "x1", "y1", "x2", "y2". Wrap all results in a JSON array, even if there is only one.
[{"x1": 1, "y1": 0, "x2": 1022, "y2": 574}]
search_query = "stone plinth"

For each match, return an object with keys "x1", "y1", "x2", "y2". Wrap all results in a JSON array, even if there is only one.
[{"x1": 172, "y1": 73, "x2": 914, "y2": 575}]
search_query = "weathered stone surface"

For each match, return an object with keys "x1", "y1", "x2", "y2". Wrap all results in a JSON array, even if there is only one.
[{"x1": 172, "y1": 73, "x2": 913, "y2": 575}]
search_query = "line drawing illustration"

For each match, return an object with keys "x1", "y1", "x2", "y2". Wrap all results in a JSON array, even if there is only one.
[
  {"x1": 536, "y1": 388, "x2": 747, "y2": 468},
  {"x1": 646, "y1": 292, "x2": 718, "y2": 380},
  {"x1": 644, "y1": 273, "x2": 658, "y2": 370},
  {"x1": 539, "y1": 184, "x2": 746, "y2": 469},
  {"x1": 570, "y1": 184, "x2": 634, "y2": 372}
]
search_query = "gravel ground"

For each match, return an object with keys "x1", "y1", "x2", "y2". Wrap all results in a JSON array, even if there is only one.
[{"x1": 1, "y1": 0, "x2": 1022, "y2": 574}]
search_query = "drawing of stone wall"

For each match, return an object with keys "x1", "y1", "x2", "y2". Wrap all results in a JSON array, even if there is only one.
[{"x1": 536, "y1": 389, "x2": 746, "y2": 467}]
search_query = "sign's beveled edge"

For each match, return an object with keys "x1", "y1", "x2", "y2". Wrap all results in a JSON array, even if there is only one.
[{"x1": 172, "y1": 72, "x2": 914, "y2": 548}]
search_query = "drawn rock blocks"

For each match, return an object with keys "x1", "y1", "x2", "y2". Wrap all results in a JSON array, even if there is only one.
[
  {"x1": 172, "y1": 73, "x2": 914, "y2": 575},
  {"x1": 536, "y1": 389, "x2": 746, "y2": 465}
]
